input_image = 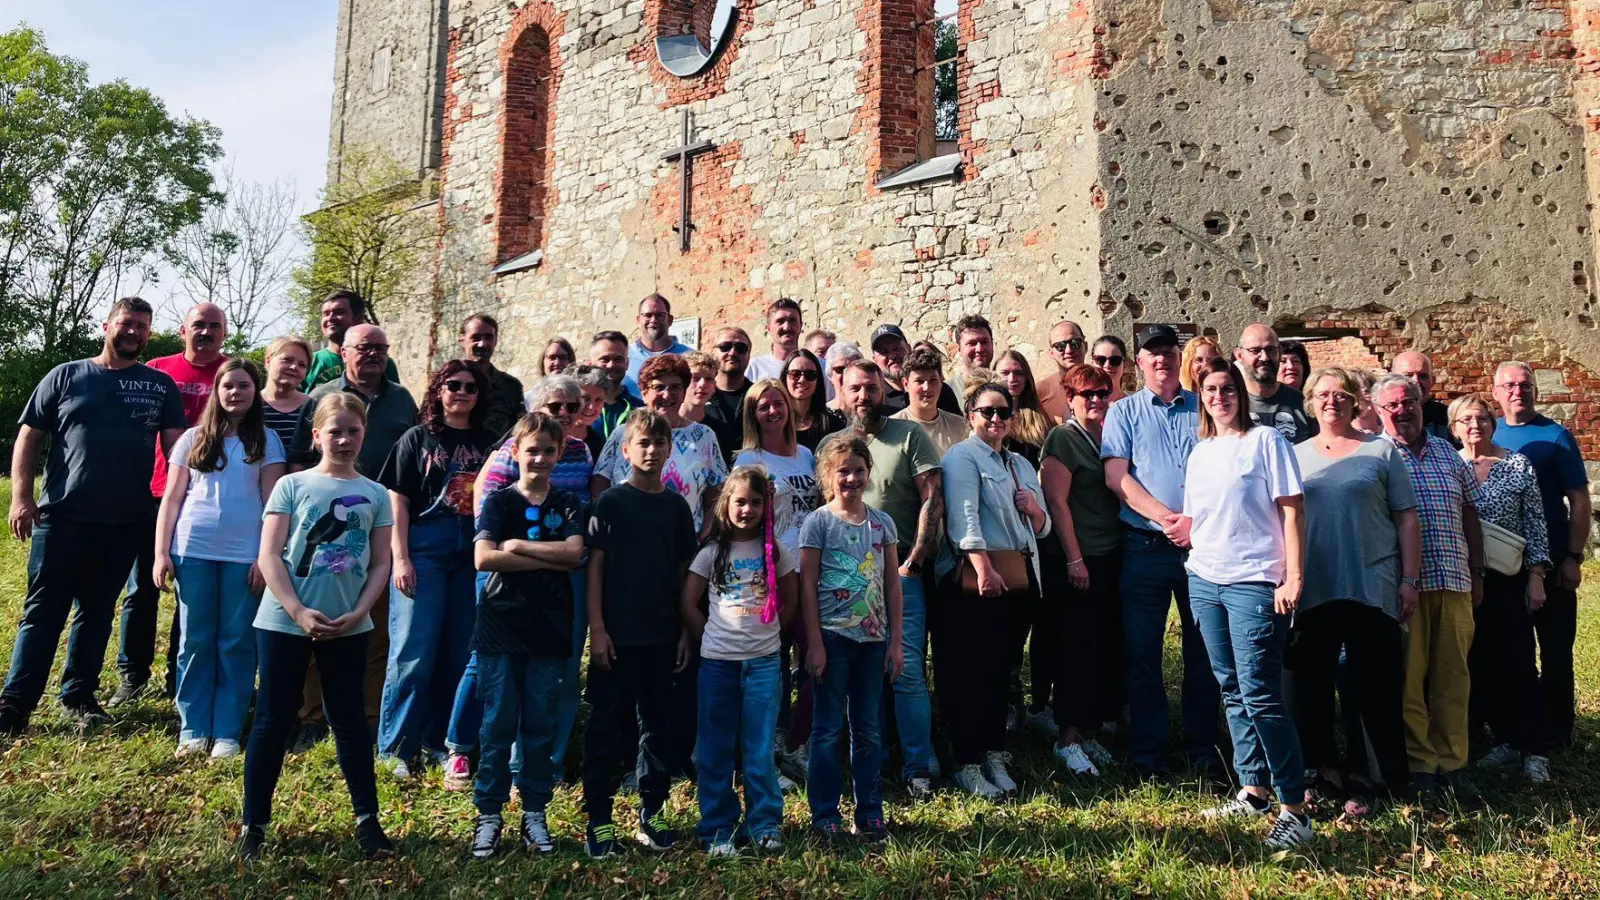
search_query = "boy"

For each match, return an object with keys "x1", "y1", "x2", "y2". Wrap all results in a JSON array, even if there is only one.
[
  {"x1": 583, "y1": 409, "x2": 698, "y2": 858},
  {"x1": 468, "y1": 413, "x2": 587, "y2": 859}
]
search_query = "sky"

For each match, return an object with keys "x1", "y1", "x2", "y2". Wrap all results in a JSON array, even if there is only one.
[{"x1": 2, "y1": 0, "x2": 337, "y2": 331}]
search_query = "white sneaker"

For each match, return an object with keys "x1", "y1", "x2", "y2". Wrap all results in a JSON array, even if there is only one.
[
  {"x1": 175, "y1": 738, "x2": 210, "y2": 759},
  {"x1": 1027, "y1": 707, "x2": 1060, "y2": 742},
  {"x1": 1262, "y1": 810, "x2": 1314, "y2": 850},
  {"x1": 707, "y1": 840, "x2": 738, "y2": 857},
  {"x1": 1053, "y1": 742, "x2": 1099, "y2": 776},
  {"x1": 1524, "y1": 754, "x2": 1552, "y2": 784},
  {"x1": 952, "y1": 764, "x2": 1003, "y2": 798},
  {"x1": 982, "y1": 751, "x2": 1017, "y2": 794},
  {"x1": 1203, "y1": 789, "x2": 1272, "y2": 821},
  {"x1": 377, "y1": 755, "x2": 412, "y2": 780},
  {"x1": 904, "y1": 775, "x2": 934, "y2": 798},
  {"x1": 1081, "y1": 739, "x2": 1114, "y2": 768},
  {"x1": 776, "y1": 773, "x2": 800, "y2": 793},
  {"x1": 1476, "y1": 743, "x2": 1521, "y2": 770},
  {"x1": 210, "y1": 739, "x2": 242, "y2": 760}
]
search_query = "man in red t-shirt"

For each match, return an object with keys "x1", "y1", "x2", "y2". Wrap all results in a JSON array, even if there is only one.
[{"x1": 110, "y1": 303, "x2": 228, "y2": 706}]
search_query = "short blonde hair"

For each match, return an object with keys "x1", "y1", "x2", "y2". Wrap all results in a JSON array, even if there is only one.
[
  {"x1": 683, "y1": 350, "x2": 718, "y2": 379},
  {"x1": 312, "y1": 391, "x2": 368, "y2": 430},
  {"x1": 265, "y1": 334, "x2": 313, "y2": 365},
  {"x1": 1447, "y1": 393, "x2": 1496, "y2": 436}
]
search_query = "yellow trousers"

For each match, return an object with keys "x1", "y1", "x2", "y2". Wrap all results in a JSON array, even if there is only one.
[{"x1": 1402, "y1": 589, "x2": 1474, "y2": 774}]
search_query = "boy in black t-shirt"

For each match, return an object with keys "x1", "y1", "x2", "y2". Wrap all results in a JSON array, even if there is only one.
[
  {"x1": 582, "y1": 409, "x2": 698, "y2": 859},
  {"x1": 467, "y1": 413, "x2": 586, "y2": 860}
]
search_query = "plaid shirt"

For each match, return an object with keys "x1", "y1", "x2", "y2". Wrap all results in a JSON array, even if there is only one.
[{"x1": 1388, "y1": 433, "x2": 1483, "y2": 592}]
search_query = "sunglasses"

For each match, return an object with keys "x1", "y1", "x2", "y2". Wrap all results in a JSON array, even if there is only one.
[
  {"x1": 716, "y1": 341, "x2": 751, "y2": 354},
  {"x1": 1076, "y1": 389, "x2": 1113, "y2": 400},
  {"x1": 544, "y1": 401, "x2": 581, "y2": 415},
  {"x1": 973, "y1": 406, "x2": 1014, "y2": 421},
  {"x1": 1052, "y1": 339, "x2": 1087, "y2": 353},
  {"x1": 1093, "y1": 354, "x2": 1124, "y2": 367},
  {"x1": 443, "y1": 380, "x2": 479, "y2": 395},
  {"x1": 786, "y1": 369, "x2": 820, "y2": 382}
]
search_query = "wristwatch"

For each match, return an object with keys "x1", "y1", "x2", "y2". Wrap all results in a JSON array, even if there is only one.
[
  {"x1": 1567, "y1": 550, "x2": 1586, "y2": 563},
  {"x1": 1400, "y1": 576, "x2": 1420, "y2": 589},
  {"x1": 905, "y1": 560, "x2": 923, "y2": 576}
]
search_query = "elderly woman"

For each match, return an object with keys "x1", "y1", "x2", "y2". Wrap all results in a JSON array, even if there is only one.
[
  {"x1": 1284, "y1": 367, "x2": 1421, "y2": 811},
  {"x1": 937, "y1": 382, "x2": 1050, "y2": 798},
  {"x1": 1182, "y1": 358, "x2": 1311, "y2": 849},
  {"x1": 680, "y1": 350, "x2": 719, "y2": 424},
  {"x1": 824, "y1": 341, "x2": 864, "y2": 412},
  {"x1": 1279, "y1": 340, "x2": 1311, "y2": 393},
  {"x1": 1038, "y1": 364, "x2": 1122, "y2": 775},
  {"x1": 569, "y1": 364, "x2": 611, "y2": 458},
  {"x1": 1451, "y1": 394, "x2": 1552, "y2": 782},
  {"x1": 1179, "y1": 336, "x2": 1222, "y2": 393},
  {"x1": 782, "y1": 349, "x2": 846, "y2": 451},
  {"x1": 1090, "y1": 335, "x2": 1130, "y2": 401}
]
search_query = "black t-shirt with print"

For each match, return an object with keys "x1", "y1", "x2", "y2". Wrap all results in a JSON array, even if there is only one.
[{"x1": 472, "y1": 485, "x2": 587, "y2": 656}]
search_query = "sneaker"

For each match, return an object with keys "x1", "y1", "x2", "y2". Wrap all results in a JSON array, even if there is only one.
[
  {"x1": 61, "y1": 699, "x2": 110, "y2": 729},
  {"x1": 586, "y1": 822, "x2": 620, "y2": 858},
  {"x1": 471, "y1": 813, "x2": 503, "y2": 860},
  {"x1": 1443, "y1": 770, "x2": 1481, "y2": 802},
  {"x1": 776, "y1": 773, "x2": 800, "y2": 793},
  {"x1": 521, "y1": 810, "x2": 554, "y2": 853},
  {"x1": 810, "y1": 820, "x2": 849, "y2": 846},
  {"x1": 377, "y1": 755, "x2": 412, "y2": 780},
  {"x1": 1409, "y1": 771, "x2": 1440, "y2": 802},
  {"x1": 210, "y1": 739, "x2": 242, "y2": 760},
  {"x1": 1027, "y1": 707, "x2": 1060, "y2": 742},
  {"x1": 1053, "y1": 742, "x2": 1100, "y2": 776},
  {"x1": 424, "y1": 748, "x2": 448, "y2": 770},
  {"x1": 1081, "y1": 739, "x2": 1114, "y2": 768},
  {"x1": 637, "y1": 806, "x2": 677, "y2": 850},
  {"x1": 443, "y1": 753, "x2": 472, "y2": 791},
  {"x1": 707, "y1": 840, "x2": 738, "y2": 857},
  {"x1": 982, "y1": 751, "x2": 1017, "y2": 794},
  {"x1": 754, "y1": 832, "x2": 783, "y2": 852},
  {"x1": 779, "y1": 744, "x2": 809, "y2": 784},
  {"x1": 1262, "y1": 810, "x2": 1314, "y2": 850},
  {"x1": 953, "y1": 764, "x2": 1003, "y2": 798},
  {"x1": 106, "y1": 677, "x2": 148, "y2": 709},
  {"x1": 904, "y1": 775, "x2": 934, "y2": 799},
  {"x1": 289, "y1": 721, "x2": 327, "y2": 754},
  {"x1": 856, "y1": 818, "x2": 889, "y2": 844},
  {"x1": 1202, "y1": 789, "x2": 1272, "y2": 821},
  {"x1": 0, "y1": 704, "x2": 26, "y2": 738},
  {"x1": 238, "y1": 824, "x2": 266, "y2": 861},
  {"x1": 1525, "y1": 755, "x2": 1552, "y2": 784},
  {"x1": 174, "y1": 738, "x2": 210, "y2": 759},
  {"x1": 354, "y1": 816, "x2": 395, "y2": 859},
  {"x1": 1476, "y1": 743, "x2": 1521, "y2": 770}
]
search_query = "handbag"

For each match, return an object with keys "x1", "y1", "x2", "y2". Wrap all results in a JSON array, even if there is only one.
[
  {"x1": 1479, "y1": 517, "x2": 1526, "y2": 577},
  {"x1": 957, "y1": 452, "x2": 1035, "y2": 594}
]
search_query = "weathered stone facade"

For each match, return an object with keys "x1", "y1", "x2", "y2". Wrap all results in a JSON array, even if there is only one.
[{"x1": 327, "y1": 0, "x2": 1600, "y2": 464}]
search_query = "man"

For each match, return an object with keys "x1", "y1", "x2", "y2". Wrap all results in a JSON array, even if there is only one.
[
  {"x1": 891, "y1": 347, "x2": 970, "y2": 455},
  {"x1": 703, "y1": 327, "x2": 753, "y2": 468},
  {"x1": 459, "y1": 313, "x2": 524, "y2": 439},
  {"x1": 0, "y1": 298, "x2": 186, "y2": 735},
  {"x1": 872, "y1": 324, "x2": 959, "y2": 415},
  {"x1": 806, "y1": 329, "x2": 839, "y2": 401},
  {"x1": 819, "y1": 361, "x2": 943, "y2": 796},
  {"x1": 1374, "y1": 373, "x2": 1484, "y2": 799},
  {"x1": 111, "y1": 302, "x2": 229, "y2": 707},
  {"x1": 1391, "y1": 350, "x2": 1453, "y2": 445},
  {"x1": 1036, "y1": 320, "x2": 1088, "y2": 424},
  {"x1": 1491, "y1": 361, "x2": 1591, "y2": 760},
  {"x1": 302, "y1": 289, "x2": 400, "y2": 391},
  {"x1": 1100, "y1": 324, "x2": 1220, "y2": 778},
  {"x1": 588, "y1": 331, "x2": 640, "y2": 449},
  {"x1": 745, "y1": 298, "x2": 803, "y2": 382},
  {"x1": 623, "y1": 293, "x2": 691, "y2": 396},
  {"x1": 947, "y1": 314, "x2": 996, "y2": 404},
  {"x1": 1234, "y1": 324, "x2": 1311, "y2": 443}
]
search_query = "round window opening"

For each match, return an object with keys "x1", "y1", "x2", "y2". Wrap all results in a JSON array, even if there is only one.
[{"x1": 655, "y1": 0, "x2": 738, "y2": 78}]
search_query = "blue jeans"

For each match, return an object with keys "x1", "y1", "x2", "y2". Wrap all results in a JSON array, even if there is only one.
[
  {"x1": 1121, "y1": 530, "x2": 1220, "y2": 771},
  {"x1": 696, "y1": 654, "x2": 783, "y2": 843},
  {"x1": 378, "y1": 515, "x2": 476, "y2": 760},
  {"x1": 474, "y1": 653, "x2": 565, "y2": 815},
  {"x1": 172, "y1": 557, "x2": 257, "y2": 742},
  {"x1": 887, "y1": 573, "x2": 936, "y2": 780},
  {"x1": 1188, "y1": 576, "x2": 1304, "y2": 804},
  {"x1": 807, "y1": 631, "x2": 886, "y2": 828}
]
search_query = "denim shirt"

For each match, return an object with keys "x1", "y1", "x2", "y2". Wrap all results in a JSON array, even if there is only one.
[
  {"x1": 1100, "y1": 387, "x2": 1199, "y2": 532},
  {"x1": 938, "y1": 436, "x2": 1050, "y2": 582}
]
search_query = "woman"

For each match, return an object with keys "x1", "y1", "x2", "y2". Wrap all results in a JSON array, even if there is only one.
[
  {"x1": 681, "y1": 350, "x2": 719, "y2": 424},
  {"x1": 1179, "y1": 336, "x2": 1222, "y2": 393},
  {"x1": 1285, "y1": 367, "x2": 1420, "y2": 812},
  {"x1": 736, "y1": 379, "x2": 821, "y2": 554},
  {"x1": 782, "y1": 349, "x2": 846, "y2": 451},
  {"x1": 1451, "y1": 394, "x2": 1552, "y2": 782},
  {"x1": 1037, "y1": 365, "x2": 1121, "y2": 775},
  {"x1": 1351, "y1": 370, "x2": 1382, "y2": 434},
  {"x1": 1182, "y1": 357, "x2": 1312, "y2": 849},
  {"x1": 1279, "y1": 340, "x2": 1311, "y2": 392},
  {"x1": 541, "y1": 338, "x2": 576, "y2": 376},
  {"x1": 937, "y1": 383, "x2": 1050, "y2": 798},
  {"x1": 1090, "y1": 336, "x2": 1129, "y2": 401},
  {"x1": 995, "y1": 350, "x2": 1049, "y2": 466},
  {"x1": 570, "y1": 364, "x2": 610, "y2": 459},
  {"x1": 824, "y1": 342, "x2": 863, "y2": 412},
  {"x1": 261, "y1": 336, "x2": 313, "y2": 450},
  {"x1": 374, "y1": 360, "x2": 498, "y2": 778}
]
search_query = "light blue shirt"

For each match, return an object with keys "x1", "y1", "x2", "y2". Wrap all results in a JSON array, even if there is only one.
[
  {"x1": 1099, "y1": 387, "x2": 1199, "y2": 532},
  {"x1": 623, "y1": 337, "x2": 693, "y2": 395},
  {"x1": 938, "y1": 436, "x2": 1050, "y2": 582}
]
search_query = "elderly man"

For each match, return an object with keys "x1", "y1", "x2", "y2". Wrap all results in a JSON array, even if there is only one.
[
  {"x1": 1101, "y1": 324, "x2": 1221, "y2": 778},
  {"x1": 458, "y1": 313, "x2": 524, "y2": 439},
  {"x1": 1036, "y1": 320, "x2": 1088, "y2": 424},
  {"x1": 1235, "y1": 324, "x2": 1311, "y2": 443},
  {"x1": 303, "y1": 289, "x2": 399, "y2": 390},
  {"x1": 623, "y1": 293, "x2": 691, "y2": 396},
  {"x1": 1491, "y1": 361, "x2": 1591, "y2": 761},
  {"x1": 1391, "y1": 351, "x2": 1453, "y2": 445},
  {"x1": 1374, "y1": 373, "x2": 1485, "y2": 800}
]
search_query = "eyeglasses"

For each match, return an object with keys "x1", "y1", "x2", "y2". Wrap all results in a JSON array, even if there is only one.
[
  {"x1": 1378, "y1": 398, "x2": 1419, "y2": 413},
  {"x1": 352, "y1": 343, "x2": 389, "y2": 356},
  {"x1": 1052, "y1": 339, "x2": 1088, "y2": 353},
  {"x1": 443, "y1": 380, "x2": 479, "y2": 395},
  {"x1": 544, "y1": 401, "x2": 581, "y2": 415},
  {"x1": 1310, "y1": 390, "x2": 1352, "y2": 404},
  {"x1": 716, "y1": 341, "x2": 750, "y2": 354},
  {"x1": 973, "y1": 406, "x2": 1014, "y2": 421},
  {"x1": 785, "y1": 369, "x2": 820, "y2": 382},
  {"x1": 1495, "y1": 382, "x2": 1534, "y2": 394},
  {"x1": 1237, "y1": 345, "x2": 1279, "y2": 357},
  {"x1": 1076, "y1": 389, "x2": 1113, "y2": 400},
  {"x1": 1093, "y1": 354, "x2": 1124, "y2": 367}
]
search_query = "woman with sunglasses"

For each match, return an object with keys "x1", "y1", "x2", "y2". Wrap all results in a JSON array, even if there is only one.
[
  {"x1": 373, "y1": 360, "x2": 498, "y2": 779},
  {"x1": 540, "y1": 338, "x2": 576, "y2": 376},
  {"x1": 781, "y1": 349, "x2": 846, "y2": 451},
  {"x1": 1090, "y1": 336, "x2": 1130, "y2": 402}
]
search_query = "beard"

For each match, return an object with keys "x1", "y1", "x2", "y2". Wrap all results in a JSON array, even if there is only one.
[
  {"x1": 849, "y1": 404, "x2": 883, "y2": 435},
  {"x1": 110, "y1": 336, "x2": 144, "y2": 361}
]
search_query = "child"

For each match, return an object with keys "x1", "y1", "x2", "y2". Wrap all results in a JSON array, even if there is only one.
[
  {"x1": 682, "y1": 467, "x2": 799, "y2": 856},
  {"x1": 240, "y1": 392, "x2": 395, "y2": 861},
  {"x1": 800, "y1": 436, "x2": 904, "y2": 844},
  {"x1": 583, "y1": 409, "x2": 698, "y2": 858},
  {"x1": 468, "y1": 412, "x2": 586, "y2": 858},
  {"x1": 156, "y1": 360, "x2": 286, "y2": 760}
]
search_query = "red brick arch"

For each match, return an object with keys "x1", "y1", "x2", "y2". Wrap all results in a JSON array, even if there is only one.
[{"x1": 494, "y1": 1, "x2": 566, "y2": 265}]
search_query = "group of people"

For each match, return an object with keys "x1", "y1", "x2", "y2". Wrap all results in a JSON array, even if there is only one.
[{"x1": 0, "y1": 289, "x2": 1588, "y2": 861}]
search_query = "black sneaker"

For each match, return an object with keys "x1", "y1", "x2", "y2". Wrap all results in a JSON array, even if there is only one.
[
  {"x1": 810, "y1": 820, "x2": 849, "y2": 846},
  {"x1": 586, "y1": 822, "x2": 619, "y2": 858},
  {"x1": 1408, "y1": 771, "x2": 1439, "y2": 802},
  {"x1": 0, "y1": 703, "x2": 27, "y2": 738},
  {"x1": 470, "y1": 813, "x2": 502, "y2": 860},
  {"x1": 637, "y1": 806, "x2": 677, "y2": 851},
  {"x1": 355, "y1": 816, "x2": 395, "y2": 859},
  {"x1": 238, "y1": 825, "x2": 266, "y2": 861},
  {"x1": 1442, "y1": 770, "x2": 1481, "y2": 802},
  {"x1": 61, "y1": 699, "x2": 110, "y2": 729},
  {"x1": 856, "y1": 818, "x2": 889, "y2": 844},
  {"x1": 106, "y1": 677, "x2": 148, "y2": 709}
]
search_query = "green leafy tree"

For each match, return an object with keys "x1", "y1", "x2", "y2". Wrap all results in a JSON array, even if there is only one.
[{"x1": 934, "y1": 19, "x2": 958, "y2": 143}]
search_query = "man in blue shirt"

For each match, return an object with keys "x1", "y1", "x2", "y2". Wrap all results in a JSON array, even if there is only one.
[
  {"x1": 622, "y1": 294, "x2": 691, "y2": 397},
  {"x1": 1491, "y1": 361, "x2": 1591, "y2": 757},
  {"x1": 1100, "y1": 325, "x2": 1220, "y2": 777}
]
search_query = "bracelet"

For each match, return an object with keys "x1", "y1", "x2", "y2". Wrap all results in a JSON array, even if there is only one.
[{"x1": 1067, "y1": 557, "x2": 1084, "y2": 566}]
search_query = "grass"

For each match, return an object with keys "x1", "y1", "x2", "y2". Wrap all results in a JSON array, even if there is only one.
[{"x1": 1, "y1": 489, "x2": 1599, "y2": 897}]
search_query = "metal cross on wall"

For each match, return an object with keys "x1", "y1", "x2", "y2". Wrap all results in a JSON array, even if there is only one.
[{"x1": 660, "y1": 108, "x2": 716, "y2": 253}]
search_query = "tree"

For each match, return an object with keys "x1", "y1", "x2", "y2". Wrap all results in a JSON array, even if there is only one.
[
  {"x1": 165, "y1": 168, "x2": 300, "y2": 352},
  {"x1": 0, "y1": 27, "x2": 222, "y2": 354},
  {"x1": 934, "y1": 19, "x2": 958, "y2": 144},
  {"x1": 291, "y1": 144, "x2": 432, "y2": 331}
]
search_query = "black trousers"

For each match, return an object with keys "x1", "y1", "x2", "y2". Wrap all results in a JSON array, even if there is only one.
[
  {"x1": 1469, "y1": 569, "x2": 1543, "y2": 755},
  {"x1": 581, "y1": 642, "x2": 676, "y2": 821},
  {"x1": 117, "y1": 498, "x2": 180, "y2": 691},
  {"x1": 935, "y1": 576, "x2": 1030, "y2": 766},
  {"x1": 1534, "y1": 573, "x2": 1578, "y2": 749},
  {"x1": 1284, "y1": 601, "x2": 1408, "y2": 791},
  {"x1": 1045, "y1": 551, "x2": 1122, "y2": 734}
]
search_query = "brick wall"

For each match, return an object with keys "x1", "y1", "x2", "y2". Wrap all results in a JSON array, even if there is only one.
[{"x1": 493, "y1": 2, "x2": 563, "y2": 264}]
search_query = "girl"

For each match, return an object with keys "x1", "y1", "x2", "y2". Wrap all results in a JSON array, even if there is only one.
[
  {"x1": 242, "y1": 392, "x2": 395, "y2": 861},
  {"x1": 261, "y1": 336, "x2": 313, "y2": 450},
  {"x1": 994, "y1": 350, "x2": 1050, "y2": 465},
  {"x1": 735, "y1": 379, "x2": 821, "y2": 554},
  {"x1": 799, "y1": 437, "x2": 904, "y2": 844},
  {"x1": 683, "y1": 468, "x2": 799, "y2": 856},
  {"x1": 156, "y1": 359, "x2": 286, "y2": 760},
  {"x1": 781, "y1": 350, "x2": 846, "y2": 451}
]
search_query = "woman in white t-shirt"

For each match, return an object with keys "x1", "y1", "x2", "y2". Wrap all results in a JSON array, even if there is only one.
[
  {"x1": 734, "y1": 378, "x2": 821, "y2": 554},
  {"x1": 154, "y1": 359, "x2": 287, "y2": 760},
  {"x1": 1181, "y1": 356, "x2": 1311, "y2": 850}
]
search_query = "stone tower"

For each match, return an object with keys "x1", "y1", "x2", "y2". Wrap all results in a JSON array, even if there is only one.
[{"x1": 326, "y1": 0, "x2": 450, "y2": 187}]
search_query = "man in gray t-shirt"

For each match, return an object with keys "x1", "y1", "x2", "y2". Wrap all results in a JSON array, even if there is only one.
[{"x1": 1235, "y1": 324, "x2": 1311, "y2": 443}]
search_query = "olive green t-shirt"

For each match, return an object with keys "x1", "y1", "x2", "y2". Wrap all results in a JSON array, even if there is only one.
[
  {"x1": 1040, "y1": 421, "x2": 1122, "y2": 558},
  {"x1": 819, "y1": 419, "x2": 941, "y2": 554}
]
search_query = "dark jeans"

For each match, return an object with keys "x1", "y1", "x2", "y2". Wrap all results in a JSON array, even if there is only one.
[
  {"x1": 475, "y1": 653, "x2": 564, "y2": 815},
  {"x1": 581, "y1": 642, "x2": 676, "y2": 823},
  {"x1": 1534, "y1": 572, "x2": 1577, "y2": 749},
  {"x1": 807, "y1": 631, "x2": 886, "y2": 828},
  {"x1": 1470, "y1": 569, "x2": 1543, "y2": 755},
  {"x1": 1047, "y1": 551, "x2": 1122, "y2": 734},
  {"x1": 1120, "y1": 529, "x2": 1220, "y2": 770},
  {"x1": 934, "y1": 578, "x2": 1030, "y2": 766},
  {"x1": 1284, "y1": 601, "x2": 1408, "y2": 791},
  {"x1": 1, "y1": 516, "x2": 141, "y2": 715},
  {"x1": 117, "y1": 498, "x2": 178, "y2": 690},
  {"x1": 243, "y1": 628, "x2": 377, "y2": 826}
]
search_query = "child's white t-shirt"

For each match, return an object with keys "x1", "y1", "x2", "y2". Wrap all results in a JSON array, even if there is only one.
[{"x1": 689, "y1": 539, "x2": 797, "y2": 660}]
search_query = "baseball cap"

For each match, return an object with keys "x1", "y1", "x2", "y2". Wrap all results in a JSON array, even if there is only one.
[
  {"x1": 1137, "y1": 324, "x2": 1181, "y2": 351},
  {"x1": 870, "y1": 324, "x2": 907, "y2": 349}
]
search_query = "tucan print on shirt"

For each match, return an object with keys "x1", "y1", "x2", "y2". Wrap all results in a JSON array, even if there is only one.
[{"x1": 296, "y1": 495, "x2": 374, "y2": 577}]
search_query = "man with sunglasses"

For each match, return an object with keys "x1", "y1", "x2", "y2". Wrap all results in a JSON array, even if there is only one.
[
  {"x1": 703, "y1": 326, "x2": 754, "y2": 468},
  {"x1": 1235, "y1": 324, "x2": 1311, "y2": 444},
  {"x1": 623, "y1": 294, "x2": 691, "y2": 396},
  {"x1": 1036, "y1": 320, "x2": 1088, "y2": 425}
]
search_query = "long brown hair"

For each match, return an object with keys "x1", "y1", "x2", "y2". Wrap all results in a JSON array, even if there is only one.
[
  {"x1": 186, "y1": 359, "x2": 268, "y2": 473},
  {"x1": 707, "y1": 467, "x2": 781, "y2": 622},
  {"x1": 997, "y1": 350, "x2": 1050, "y2": 447}
]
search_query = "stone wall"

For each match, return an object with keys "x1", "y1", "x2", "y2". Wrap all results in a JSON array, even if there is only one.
[{"x1": 328, "y1": 0, "x2": 448, "y2": 185}]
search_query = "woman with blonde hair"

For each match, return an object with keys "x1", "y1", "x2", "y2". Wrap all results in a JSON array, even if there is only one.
[
  {"x1": 262, "y1": 336, "x2": 314, "y2": 450},
  {"x1": 1180, "y1": 336, "x2": 1222, "y2": 393}
]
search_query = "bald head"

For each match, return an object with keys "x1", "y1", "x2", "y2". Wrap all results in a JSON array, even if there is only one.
[
  {"x1": 1048, "y1": 320, "x2": 1087, "y2": 368},
  {"x1": 1391, "y1": 350, "x2": 1435, "y2": 396},
  {"x1": 1234, "y1": 323, "x2": 1281, "y2": 391},
  {"x1": 180, "y1": 302, "x2": 227, "y2": 363},
  {"x1": 340, "y1": 323, "x2": 390, "y2": 389}
]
